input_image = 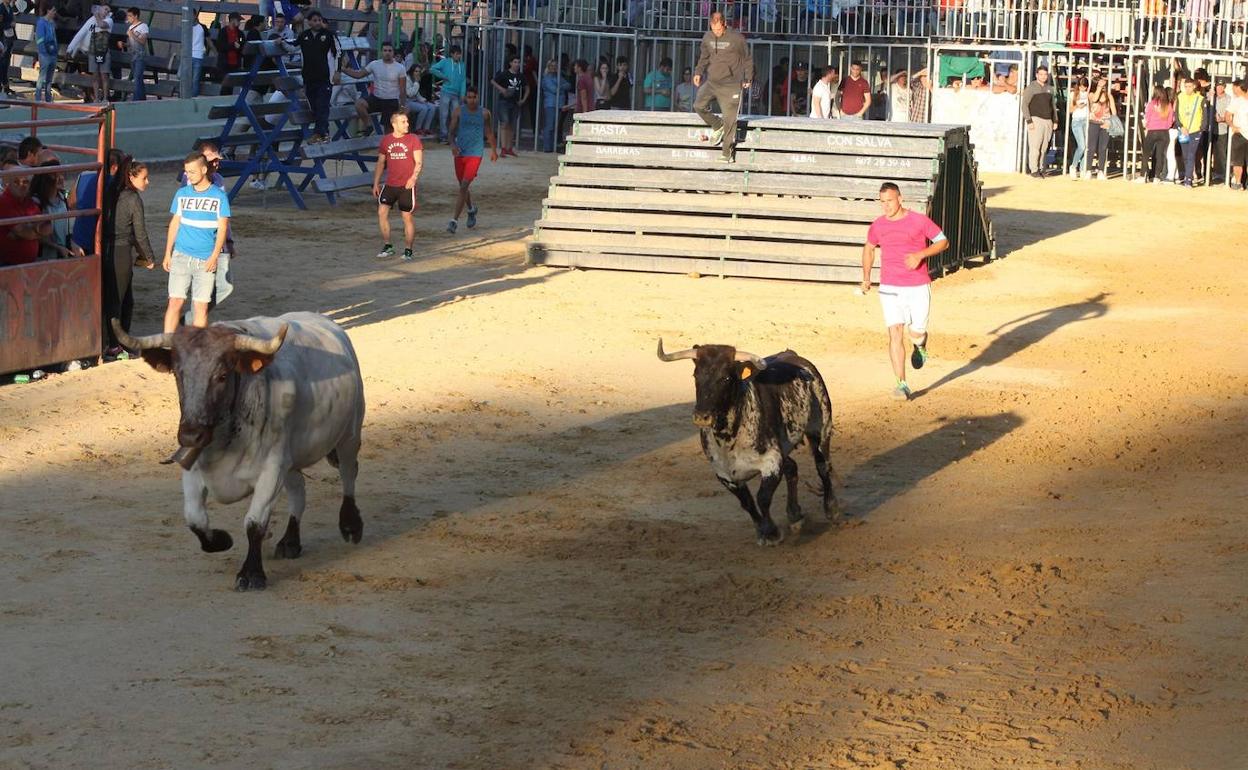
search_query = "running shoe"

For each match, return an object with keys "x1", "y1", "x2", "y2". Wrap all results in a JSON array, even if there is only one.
[
  {"x1": 466, "y1": 206, "x2": 478, "y2": 229},
  {"x1": 707, "y1": 126, "x2": 724, "y2": 146},
  {"x1": 375, "y1": 244, "x2": 395, "y2": 260},
  {"x1": 446, "y1": 219, "x2": 458, "y2": 234},
  {"x1": 911, "y1": 342, "x2": 927, "y2": 370},
  {"x1": 249, "y1": 179, "x2": 265, "y2": 190},
  {"x1": 401, "y1": 248, "x2": 414, "y2": 262},
  {"x1": 891, "y1": 382, "x2": 912, "y2": 401}
]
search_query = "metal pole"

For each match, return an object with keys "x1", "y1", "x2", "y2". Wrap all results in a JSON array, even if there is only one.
[{"x1": 180, "y1": 1, "x2": 194, "y2": 97}]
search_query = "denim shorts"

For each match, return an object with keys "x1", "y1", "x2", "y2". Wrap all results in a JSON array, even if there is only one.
[
  {"x1": 168, "y1": 250, "x2": 216, "y2": 303},
  {"x1": 495, "y1": 99, "x2": 519, "y2": 126}
]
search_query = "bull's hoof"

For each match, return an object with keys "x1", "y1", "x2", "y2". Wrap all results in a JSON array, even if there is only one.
[
  {"x1": 273, "y1": 539, "x2": 302, "y2": 559},
  {"x1": 338, "y1": 497, "x2": 363, "y2": 544},
  {"x1": 824, "y1": 500, "x2": 844, "y2": 523},
  {"x1": 788, "y1": 516, "x2": 805, "y2": 537},
  {"x1": 193, "y1": 527, "x2": 234, "y2": 553},
  {"x1": 755, "y1": 521, "x2": 784, "y2": 547},
  {"x1": 235, "y1": 571, "x2": 267, "y2": 592}
]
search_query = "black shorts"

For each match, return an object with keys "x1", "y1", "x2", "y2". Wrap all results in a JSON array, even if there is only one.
[
  {"x1": 378, "y1": 184, "x2": 416, "y2": 212},
  {"x1": 365, "y1": 95, "x2": 400, "y2": 124},
  {"x1": 1231, "y1": 134, "x2": 1248, "y2": 168}
]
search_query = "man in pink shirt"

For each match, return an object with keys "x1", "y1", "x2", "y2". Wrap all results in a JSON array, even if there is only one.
[{"x1": 861, "y1": 182, "x2": 950, "y2": 401}]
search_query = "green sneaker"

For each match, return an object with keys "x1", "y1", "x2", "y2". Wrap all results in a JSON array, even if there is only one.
[
  {"x1": 891, "y1": 382, "x2": 912, "y2": 401},
  {"x1": 375, "y1": 244, "x2": 395, "y2": 260},
  {"x1": 911, "y1": 343, "x2": 927, "y2": 370},
  {"x1": 708, "y1": 126, "x2": 724, "y2": 146}
]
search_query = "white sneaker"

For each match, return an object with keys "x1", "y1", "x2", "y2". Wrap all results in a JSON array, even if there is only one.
[
  {"x1": 375, "y1": 245, "x2": 395, "y2": 259},
  {"x1": 1098, "y1": 172, "x2": 1108, "y2": 181},
  {"x1": 1133, "y1": 176, "x2": 1147, "y2": 184},
  {"x1": 1069, "y1": 169, "x2": 1079, "y2": 179},
  {"x1": 249, "y1": 179, "x2": 265, "y2": 190}
]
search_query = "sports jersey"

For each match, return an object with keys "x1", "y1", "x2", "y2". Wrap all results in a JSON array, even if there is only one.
[
  {"x1": 455, "y1": 106, "x2": 485, "y2": 156},
  {"x1": 170, "y1": 183, "x2": 231, "y2": 259},
  {"x1": 380, "y1": 133, "x2": 423, "y2": 186}
]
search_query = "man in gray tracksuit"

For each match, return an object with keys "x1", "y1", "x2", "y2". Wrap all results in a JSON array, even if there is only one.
[
  {"x1": 1020, "y1": 66, "x2": 1058, "y2": 177},
  {"x1": 693, "y1": 11, "x2": 753, "y2": 162}
]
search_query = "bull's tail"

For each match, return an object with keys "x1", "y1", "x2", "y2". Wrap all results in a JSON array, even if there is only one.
[{"x1": 326, "y1": 449, "x2": 340, "y2": 469}]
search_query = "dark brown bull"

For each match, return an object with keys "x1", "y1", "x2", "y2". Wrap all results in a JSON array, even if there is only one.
[{"x1": 658, "y1": 339, "x2": 840, "y2": 544}]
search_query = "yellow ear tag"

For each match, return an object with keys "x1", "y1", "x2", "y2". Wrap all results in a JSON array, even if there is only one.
[{"x1": 740, "y1": 365, "x2": 753, "y2": 380}]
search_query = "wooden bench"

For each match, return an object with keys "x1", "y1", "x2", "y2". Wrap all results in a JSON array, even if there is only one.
[
  {"x1": 529, "y1": 111, "x2": 996, "y2": 283},
  {"x1": 314, "y1": 172, "x2": 375, "y2": 193}
]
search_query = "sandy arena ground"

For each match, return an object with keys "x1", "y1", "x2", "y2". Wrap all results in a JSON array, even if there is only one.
[{"x1": 1, "y1": 147, "x2": 1246, "y2": 770}]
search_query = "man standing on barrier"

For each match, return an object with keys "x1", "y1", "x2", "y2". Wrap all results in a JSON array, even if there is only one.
[{"x1": 692, "y1": 10, "x2": 752, "y2": 164}]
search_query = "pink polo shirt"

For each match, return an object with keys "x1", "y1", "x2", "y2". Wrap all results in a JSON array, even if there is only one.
[{"x1": 867, "y1": 210, "x2": 944, "y2": 287}]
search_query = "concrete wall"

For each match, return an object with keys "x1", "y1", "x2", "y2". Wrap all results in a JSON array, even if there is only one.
[{"x1": 1, "y1": 97, "x2": 236, "y2": 161}]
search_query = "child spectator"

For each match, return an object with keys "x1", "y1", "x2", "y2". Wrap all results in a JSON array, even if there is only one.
[
  {"x1": 163, "y1": 152, "x2": 230, "y2": 332},
  {"x1": 1141, "y1": 85, "x2": 1174, "y2": 183}
]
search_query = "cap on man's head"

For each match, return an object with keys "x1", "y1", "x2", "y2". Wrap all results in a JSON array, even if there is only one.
[{"x1": 795, "y1": 61, "x2": 808, "y2": 70}]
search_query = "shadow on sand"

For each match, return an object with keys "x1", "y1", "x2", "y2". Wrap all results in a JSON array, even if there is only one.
[{"x1": 916, "y1": 292, "x2": 1109, "y2": 398}]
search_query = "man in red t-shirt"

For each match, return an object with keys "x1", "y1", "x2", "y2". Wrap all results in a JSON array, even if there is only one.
[
  {"x1": 371, "y1": 111, "x2": 424, "y2": 262},
  {"x1": 0, "y1": 167, "x2": 46, "y2": 267},
  {"x1": 861, "y1": 182, "x2": 950, "y2": 401},
  {"x1": 838, "y1": 61, "x2": 872, "y2": 119}
]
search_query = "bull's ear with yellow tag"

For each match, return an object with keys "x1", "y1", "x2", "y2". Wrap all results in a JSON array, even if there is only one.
[{"x1": 738, "y1": 364, "x2": 754, "y2": 380}]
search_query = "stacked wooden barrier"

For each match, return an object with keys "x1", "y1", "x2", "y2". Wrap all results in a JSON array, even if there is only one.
[{"x1": 529, "y1": 111, "x2": 996, "y2": 283}]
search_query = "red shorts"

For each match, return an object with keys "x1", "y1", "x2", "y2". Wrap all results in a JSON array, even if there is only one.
[{"x1": 454, "y1": 155, "x2": 482, "y2": 183}]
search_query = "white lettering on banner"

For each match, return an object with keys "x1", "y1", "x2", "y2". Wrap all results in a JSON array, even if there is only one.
[
  {"x1": 789, "y1": 154, "x2": 816, "y2": 164},
  {"x1": 686, "y1": 129, "x2": 711, "y2": 140},
  {"x1": 673, "y1": 149, "x2": 711, "y2": 159},
  {"x1": 594, "y1": 146, "x2": 641, "y2": 156},
  {"x1": 588, "y1": 124, "x2": 628, "y2": 136},
  {"x1": 179, "y1": 197, "x2": 222, "y2": 213},
  {"x1": 825, "y1": 134, "x2": 895, "y2": 149},
  {"x1": 854, "y1": 157, "x2": 913, "y2": 169},
  {"x1": 931, "y1": 88, "x2": 1020, "y2": 173}
]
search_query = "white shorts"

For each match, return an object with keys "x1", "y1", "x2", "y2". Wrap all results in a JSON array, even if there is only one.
[{"x1": 878, "y1": 283, "x2": 931, "y2": 333}]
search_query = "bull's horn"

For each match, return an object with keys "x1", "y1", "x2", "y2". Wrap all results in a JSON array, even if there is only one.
[
  {"x1": 733, "y1": 349, "x2": 768, "y2": 370},
  {"x1": 656, "y1": 338, "x2": 697, "y2": 362},
  {"x1": 233, "y1": 323, "x2": 289, "y2": 355},
  {"x1": 111, "y1": 318, "x2": 172, "y2": 350}
]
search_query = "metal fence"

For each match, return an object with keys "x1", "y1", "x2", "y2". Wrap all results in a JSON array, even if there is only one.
[{"x1": 464, "y1": 0, "x2": 1248, "y2": 54}]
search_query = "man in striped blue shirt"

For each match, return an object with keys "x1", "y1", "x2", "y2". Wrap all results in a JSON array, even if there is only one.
[{"x1": 163, "y1": 152, "x2": 231, "y2": 332}]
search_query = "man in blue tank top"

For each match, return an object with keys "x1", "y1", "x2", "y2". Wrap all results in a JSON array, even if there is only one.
[{"x1": 446, "y1": 85, "x2": 498, "y2": 234}]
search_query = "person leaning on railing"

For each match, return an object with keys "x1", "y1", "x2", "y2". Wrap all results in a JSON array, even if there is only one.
[
  {"x1": 0, "y1": 162, "x2": 49, "y2": 267},
  {"x1": 30, "y1": 158, "x2": 79, "y2": 261}
]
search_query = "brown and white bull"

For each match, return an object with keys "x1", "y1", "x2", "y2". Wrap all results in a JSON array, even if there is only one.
[
  {"x1": 113, "y1": 312, "x2": 366, "y2": 591},
  {"x1": 657, "y1": 339, "x2": 840, "y2": 545}
]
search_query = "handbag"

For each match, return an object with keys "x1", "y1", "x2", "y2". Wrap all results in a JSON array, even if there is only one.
[{"x1": 1108, "y1": 114, "x2": 1124, "y2": 138}]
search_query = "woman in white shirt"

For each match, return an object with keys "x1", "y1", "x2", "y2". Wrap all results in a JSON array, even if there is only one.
[
  {"x1": 406, "y1": 63, "x2": 437, "y2": 136},
  {"x1": 889, "y1": 69, "x2": 911, "y2": 122}
]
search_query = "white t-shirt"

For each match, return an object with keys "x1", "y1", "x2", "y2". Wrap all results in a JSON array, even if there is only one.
[
  {"x1": 889, "y1": 83, "x2": 910, "y2": 122},
  {"x1": 191, "y1": 24, "x2": 204, "y2": 59},
  {"x1": 810, "y1": 78, "x2": 833, "y2": 119},
  {"x1": 1227, "y1": 94, "x2": 1248, "y2": 139},
  {"x1": 366, "y1": 59, "x2": 407, "y2": 101},
  {"x1": 127, "y1": 21, "x2": 148, "y2": 53}
]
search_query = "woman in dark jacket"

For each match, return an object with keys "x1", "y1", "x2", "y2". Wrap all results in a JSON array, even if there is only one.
[{"x1": 104, "y1": 159, "x2": 155, "y2": 359}]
